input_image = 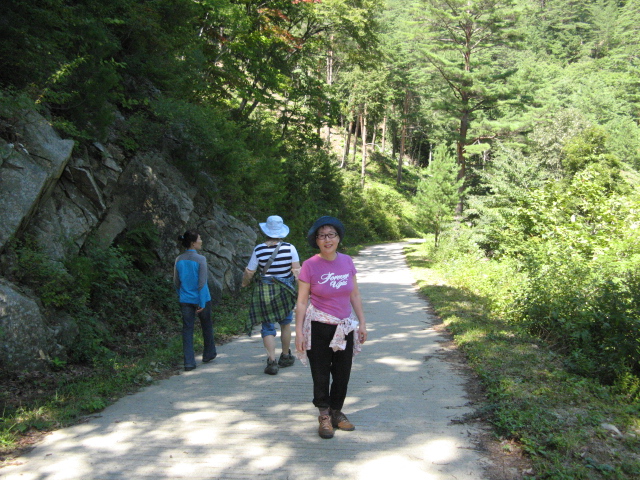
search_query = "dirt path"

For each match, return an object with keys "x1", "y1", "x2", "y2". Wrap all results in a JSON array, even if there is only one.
[{"x1": 1, "y1": 242, "x2": 522, "y2": 480}]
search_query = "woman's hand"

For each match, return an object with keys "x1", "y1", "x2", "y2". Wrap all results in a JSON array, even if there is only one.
[
  {"x1": 350, "y1": 276, "x2": 367, "y2": 344},
  {"x1": 358, "y1": 324, "x2": 368, "y2": 344},
  {"x1": 295, "y1": 333, "x2": 306, "y2": 354}
]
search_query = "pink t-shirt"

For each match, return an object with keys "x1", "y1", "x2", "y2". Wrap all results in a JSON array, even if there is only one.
[{"x1": 299, "y1": 253, "x2": 357, "y2": 319}]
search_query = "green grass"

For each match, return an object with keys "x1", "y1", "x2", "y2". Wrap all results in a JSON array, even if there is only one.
[{"x1": 404, "y1": 242, "x2": 640, "y2": 479}]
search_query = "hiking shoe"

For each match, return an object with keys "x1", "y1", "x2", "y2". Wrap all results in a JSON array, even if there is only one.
[
  {"x1": 278, "y1": 349, "x2": 295, "y2": 367},
  {"x1": 203, "y1": 353, "x2": 217, "y2": 363},
  {"x1": 264, "y1": 358, "x2": 279, "y2": 375},
  {"x1": 330, "y1": 410, "x2": 355, "y2": 431},
  {"x1": 318, "y1": 414, "x2": 334, "y2": 439}
]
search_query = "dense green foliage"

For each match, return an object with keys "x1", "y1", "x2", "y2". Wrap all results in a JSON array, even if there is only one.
[
  {"x1": 406, "y1": 243, "x2": 640, "y2": 479},
  {"x1": 10, "y1": 233, "x2": 179, "y2": 365},
  {"x1": 369, "y1": 0, "x2": 640, "y2": 397}
]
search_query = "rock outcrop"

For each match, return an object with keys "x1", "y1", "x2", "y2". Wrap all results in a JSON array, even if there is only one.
[
  {"x1": 0, "y1": 111, "x2": 74, "y2": 252},
  {"x1": 0, "y1": 110, "x2": 257, "y2": 373}
]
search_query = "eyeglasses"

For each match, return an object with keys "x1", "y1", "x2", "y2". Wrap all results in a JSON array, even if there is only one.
[{"x1": 316, "y1": 232, "x2": 338, "y2": 240}]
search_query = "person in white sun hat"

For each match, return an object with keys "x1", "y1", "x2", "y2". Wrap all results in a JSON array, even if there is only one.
[{"x1": 242, "y1": 215, "x2": 300, "y2": 375}]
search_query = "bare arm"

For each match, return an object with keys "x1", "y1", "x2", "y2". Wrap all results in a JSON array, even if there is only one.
[
  {"x1": 241, "y1": 268, "x2": 256, "y2": 287},
  {"x1": 350, "y1": 276, "x2": 367, "y2": 344},
  {"x1": 291, "y1": 261, "x2": 301, "y2": 280},
  {"x1": 295, "y1": 280, "x2": 311, "y2": 353}
]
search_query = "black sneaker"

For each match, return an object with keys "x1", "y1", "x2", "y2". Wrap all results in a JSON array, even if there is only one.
[
  {"x1": 264, "y1": 358, "x2": 279, "y2": 375},
  {"x1": 278, "y1": 349, "x2": 295, "y2": 367},
  {"x1": 203, "y1": 353, "x2": 217, "y2": 363}
]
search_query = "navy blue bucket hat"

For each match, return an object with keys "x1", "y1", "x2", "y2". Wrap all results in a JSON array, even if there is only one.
[{"x1": 307, "y1": 216, "x2": 345, "y2": 249}]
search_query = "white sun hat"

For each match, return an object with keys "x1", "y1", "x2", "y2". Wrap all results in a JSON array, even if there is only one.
[{"x1": 259, "y1": 215, "x2": 290, "y2": 239}]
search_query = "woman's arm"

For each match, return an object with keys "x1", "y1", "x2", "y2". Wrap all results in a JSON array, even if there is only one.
[
  {"x1": 295, "y1": 280, "x2": 311, "y2": 353},
  {"x1": 350, "y1": 276, "x2": 367, "y2": 344},
  {"x1": 242, "y1": 247, "x2": 260, "y2": 287},
  {"x1": 291, "y1": 261, "x2": 301, "y2": 280},
  {"x1": 241, "y1": 268, "x2": 256, "y2": 287},
  {"x1": 197, "y1": 256, "x2": 209, "y2": 311}
]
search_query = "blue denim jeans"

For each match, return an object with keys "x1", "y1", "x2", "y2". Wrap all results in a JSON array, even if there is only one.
[
  {"x1": 261, "y1": 310, "x2": 293, "y2": 337},
  {"x1": 180, "y1": 301, "x2": 216, "y2": 368}
]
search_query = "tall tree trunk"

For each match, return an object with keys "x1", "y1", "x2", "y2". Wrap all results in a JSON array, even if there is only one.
[
  {"x1": 397, "y1": 91, "x2": 409, "y2": 185},
  {"x1": 324, "y1": 36, "x2": 334, "y2": 145},
  {"x1": 381, "y1": 114, "x2": 388, "y2": 153},
  {"x1": 371, "y1": 123, "x2": 377, "y2": 151},
  {"x1": 352, "y1": 112, "x2": 360, "y2": 164},
  {"x1": 341, "y1": 120, "x2": 353, "y2": 168},
  {"x1": 244, "y1": 98, "x2": 260, "y2": 119},
  {"x1": 392, "y1": 132, "x2": 397, "y2": 158},
  {"x1": 398, "y1": 123, "x2": 405, "y2": 185},
  {"x1": 280, "y1": 107, "x2": 290, "y2": 139},
  {"x1": 361, "y1": 103, "x2": 368, "y2": 188},
  {"x1": 455, "y1": 109, "x2": 470, "y2": 214}
]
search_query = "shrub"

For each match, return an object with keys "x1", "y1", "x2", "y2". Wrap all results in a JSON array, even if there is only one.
[
  {"x1": 11, "y1": 237, "x2": 180, "y2": 366},
  {"x1": 114, "y1": 222, "x2": 161, "y2": 272},
  {"x1": 12, "y1": 238, "x2": 84, "y2": 309},
  {"x1": 511, "y1": 250, "x2": 640, "y2": 387}
]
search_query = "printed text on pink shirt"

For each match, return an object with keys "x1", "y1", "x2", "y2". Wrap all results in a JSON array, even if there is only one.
[{"x1": 319, "y1": 272, "x2": 349, "y2": 289}]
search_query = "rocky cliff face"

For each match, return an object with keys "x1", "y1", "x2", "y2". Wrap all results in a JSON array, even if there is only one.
[{"x1": 0, "y1": 110, "x2": 257, "y2": 373}]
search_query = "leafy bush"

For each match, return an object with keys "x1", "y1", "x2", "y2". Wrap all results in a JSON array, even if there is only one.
[
  {"x1": 13, "y1": 238, "x2": 83, "y2": 309},
  {"x1": 605, "y1": 116, "x2": 640, "y2": 170},
  {"x1": 562, "y1": 126, "x2": 624, "y2": 192},
  {"x1": 509, "y1": 238, "x2": 640, "y2": 387},
  {"x1": 466, "y1": 143, "x2": 551, "y2": 256},
  {"x1": 11, "y1": 237, "x2": 180, "y2": 366},
  {"x1": 435, "y1": 161, "x2": 640, "y2": 393},
  {"x1": 114, "y1": 222, "x2": 161, "y2": 272},
  {"x1": 149, "y1": 98, "x2": 251, "y2": 192},
  {"x1": 362, "y1": 185, "x2": 404, "y2": 240}
]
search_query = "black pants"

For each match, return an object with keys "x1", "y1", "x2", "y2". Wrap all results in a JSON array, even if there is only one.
[{"x1": 307, "y1": 321, "x2": 354, "y2": 411}]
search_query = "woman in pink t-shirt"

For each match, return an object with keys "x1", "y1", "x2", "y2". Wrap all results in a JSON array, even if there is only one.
[{"x1": 295, "y1": 216, "x2": 367, "y2": 439}]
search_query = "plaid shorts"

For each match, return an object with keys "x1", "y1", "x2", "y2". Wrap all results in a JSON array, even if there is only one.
[{"x1": 247, "y1": 274, "x2": 296, "y2": 335}]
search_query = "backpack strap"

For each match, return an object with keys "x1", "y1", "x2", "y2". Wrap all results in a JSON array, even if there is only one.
[{"x1": 259, "y1": 241, "x2": 283, "y2": 276}]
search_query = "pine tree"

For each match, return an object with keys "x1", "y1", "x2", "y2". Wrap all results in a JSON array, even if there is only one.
[
  {"x1": 413, "y1": 0, "x2": 522, "y2": 213},
  {"x1": 415, "y1": 145, "x2": 464, "y2": 246}
]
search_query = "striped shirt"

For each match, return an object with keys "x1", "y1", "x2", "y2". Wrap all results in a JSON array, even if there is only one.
[{"x1": 247, "y1": 242, "x2": 299, "y2": 277}]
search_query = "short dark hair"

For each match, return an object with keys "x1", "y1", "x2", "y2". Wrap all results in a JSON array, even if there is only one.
[{"x1": 179, "y1": 230, "x2": 199, "y2": 249}]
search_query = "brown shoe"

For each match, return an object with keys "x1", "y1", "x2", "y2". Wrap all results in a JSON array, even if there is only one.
[
  {"x1": 318, "y1": 414, "x2": 334, "y2": 439},
  {"x1": 330, "y1": 410, "x2": 355, "y2": 431}
]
